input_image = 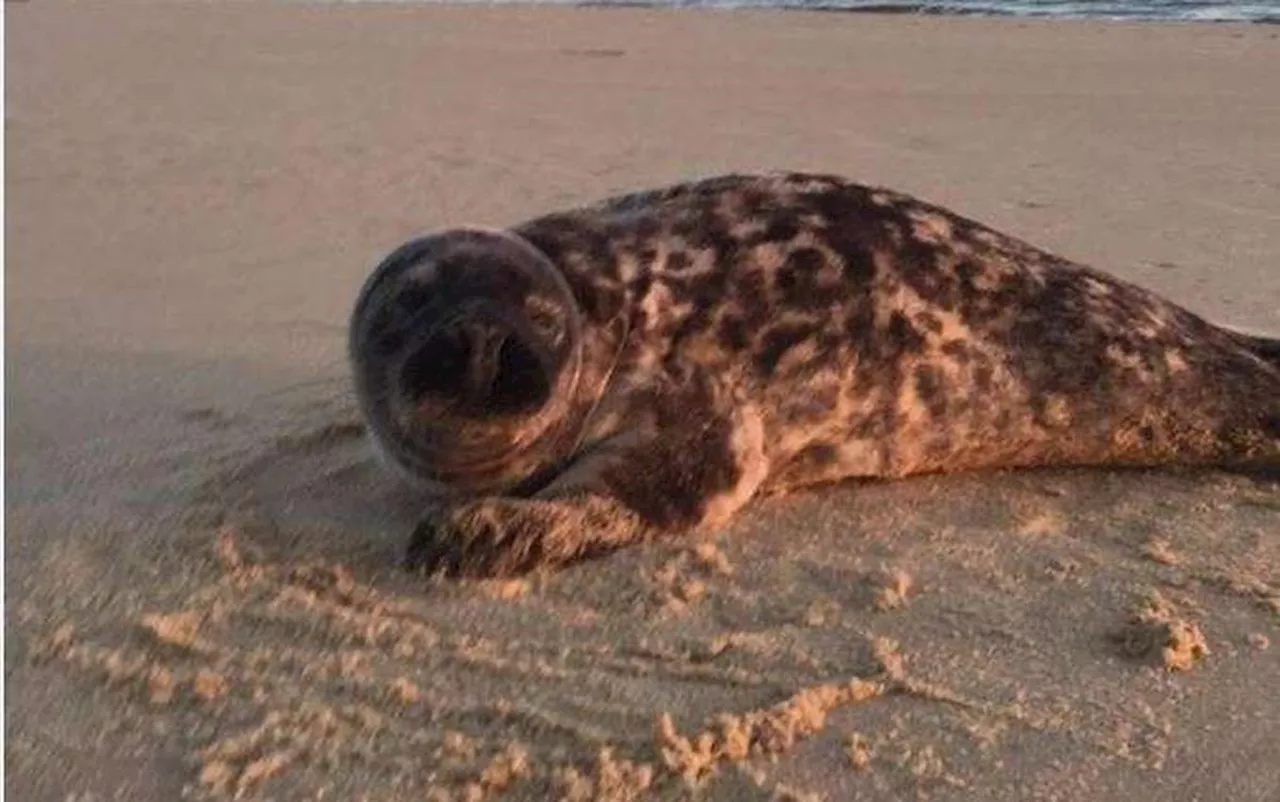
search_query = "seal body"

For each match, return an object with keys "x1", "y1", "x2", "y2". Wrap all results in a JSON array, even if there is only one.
[{"x1": 349, "y1": 172, "x2": 1280, "y2": 577}]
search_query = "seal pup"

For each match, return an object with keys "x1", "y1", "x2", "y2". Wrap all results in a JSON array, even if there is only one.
[{"x1": 349, "y1": 172, "x2": 1280, "y2": 578}]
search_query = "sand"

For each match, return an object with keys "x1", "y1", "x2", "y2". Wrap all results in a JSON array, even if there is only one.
[{"x1": 5, "y1": 2, "x2": 1280, "y2": 800}]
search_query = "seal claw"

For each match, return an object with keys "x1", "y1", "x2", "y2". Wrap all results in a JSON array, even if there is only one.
[{"x1": 405, "y1": 501, "x2": 542, "y2": 579}]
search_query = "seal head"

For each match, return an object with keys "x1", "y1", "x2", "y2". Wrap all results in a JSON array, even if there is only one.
[{"x1": 349, "y1": 228, "x2": 585, "y2": 496}]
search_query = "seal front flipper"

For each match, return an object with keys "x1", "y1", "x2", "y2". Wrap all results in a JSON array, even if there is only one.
[
  {"x1": 403, "y1": 379, "x2": 769, "y2": 579},
  {"x1": 403, "y1": 494, "x2": 647, "y2": 579}
]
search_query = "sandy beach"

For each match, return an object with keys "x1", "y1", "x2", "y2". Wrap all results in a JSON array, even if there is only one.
[{"x1": 6, "y1": 2, "x2": 1280, "y2": 800}]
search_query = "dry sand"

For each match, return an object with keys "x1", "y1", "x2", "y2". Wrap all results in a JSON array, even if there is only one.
[{"x1": 6, "y1": 2, "x2": 1280, "y2": 800}]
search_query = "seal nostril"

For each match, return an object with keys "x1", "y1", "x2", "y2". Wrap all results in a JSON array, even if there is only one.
[
  {"x1": 489, "y1": 337, "x2": 552, "y2": 415},
  {"x1": 398, "y1": 323, "x2": 551, "y2": 419},
  {"x1": 399, "y1": 329, "x2": 469, "y2": 403}
]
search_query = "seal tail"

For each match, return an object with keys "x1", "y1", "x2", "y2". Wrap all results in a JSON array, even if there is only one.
[
  {"x1": 1207, "y1": 324, "x2": 1280, "y2": 475},
  {"x1": 1219, "y1": 324, "x2": 1280, "y2": 372},
  {"x1": 1235, "y1": 333, "x2": 1280, "y2": 370}
]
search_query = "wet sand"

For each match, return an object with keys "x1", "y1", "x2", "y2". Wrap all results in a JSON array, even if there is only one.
[{"x1": 5, "y1": 2, "x2": 1279, "y2": 800}]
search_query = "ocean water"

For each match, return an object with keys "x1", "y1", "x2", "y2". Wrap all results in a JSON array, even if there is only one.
[
  {"x1": 590, "y1": 0, "x2": 1280, "y2": 22},
  {"x1": 337, "y1": 0, "x2": 1280, "y2": 22}
]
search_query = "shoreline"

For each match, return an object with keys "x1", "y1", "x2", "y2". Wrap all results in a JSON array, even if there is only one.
[{"x1": 319, "y1": 0, "x2": 1280, "y2": 26}]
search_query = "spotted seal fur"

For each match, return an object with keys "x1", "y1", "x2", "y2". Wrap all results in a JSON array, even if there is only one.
[{"x1": 349, "y1": 172, "x2": 1280, "y2": 578}]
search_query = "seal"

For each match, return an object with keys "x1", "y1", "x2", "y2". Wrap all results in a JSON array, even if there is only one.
[{"x1": 349, "y1": 172, "x2": 1280, "y2": 578}]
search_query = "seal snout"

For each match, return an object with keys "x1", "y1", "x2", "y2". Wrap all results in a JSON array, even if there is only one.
[
  {"x1": 351, "y1": 226, "x2": 590, "y2": 493},
  {"x1": 399, "y1": 312, "x2": 554, "y2": 420}
]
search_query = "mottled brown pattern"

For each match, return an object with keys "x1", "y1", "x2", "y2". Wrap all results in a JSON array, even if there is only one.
[{"x1": 348, "y1": 172, "x2": 1280, "y2": 578}]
